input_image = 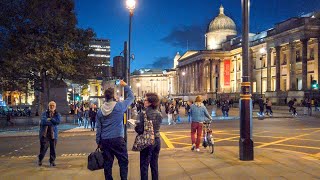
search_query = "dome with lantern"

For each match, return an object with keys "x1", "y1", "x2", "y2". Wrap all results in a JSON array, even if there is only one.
[{"x1": 205, "y1": 5, "x2": 237, "y2": 50}]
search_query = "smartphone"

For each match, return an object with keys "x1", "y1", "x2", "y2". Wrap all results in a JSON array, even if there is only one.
[{"x1": 115, "y1": 79, "x2": 120, "y2": 85}]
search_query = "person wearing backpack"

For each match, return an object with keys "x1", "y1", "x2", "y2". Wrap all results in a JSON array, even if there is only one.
[{"x1": 95, "y1": 80, "x2": 134, "y2": 180}]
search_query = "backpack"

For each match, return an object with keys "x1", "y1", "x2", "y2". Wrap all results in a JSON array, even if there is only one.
[{"x1": 288, "y1": 100, "x2": 294, "y2": 107}]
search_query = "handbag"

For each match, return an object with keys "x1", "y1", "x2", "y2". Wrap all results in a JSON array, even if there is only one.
[
  {"x1": 132, "y1": 111, "x2": 155, "y2": 151},
  {"x1": 88, "y1": 116, "x2": 104, "y2": 171},
  {"x1": 87, "y1": 148, "x2": 104, "y2": 171}
]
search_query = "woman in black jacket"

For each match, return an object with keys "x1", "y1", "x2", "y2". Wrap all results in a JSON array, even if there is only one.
[{"x1": 135, "y1": 93, "x2": 163, "y2": 180}]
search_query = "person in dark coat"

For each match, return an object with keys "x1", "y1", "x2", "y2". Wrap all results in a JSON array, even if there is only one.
[
  {"x1": 258, "y1": 97, "x2": 265, "y2": 116},
  {"x1": 89, "y1": 104, "x2": 97, "y2": 131},
  {"x1": 135, "y1": 92, "x2": 163, "y2": 180},
  {"x1": 38, "y1": 101, "x2": 61, "y2": 167}
]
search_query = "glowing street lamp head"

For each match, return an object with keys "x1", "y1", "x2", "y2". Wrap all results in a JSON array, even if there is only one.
[
  {"x1": 126, "y1": 0, "x2": 136, "y2": 11},
  {"x1": 259, "y1": 47, "x2": 266, "y2": 54},
  {"x1": 137, "y1": 83, "x2": 141, "y2": 87},
  {"x1": 182, "y1": 72, "x2": 186, "y2": 76}
]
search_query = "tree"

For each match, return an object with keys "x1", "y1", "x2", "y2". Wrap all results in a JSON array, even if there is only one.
[{"x1": 0, "y1": 0, "x2": 96, "y2": 111}]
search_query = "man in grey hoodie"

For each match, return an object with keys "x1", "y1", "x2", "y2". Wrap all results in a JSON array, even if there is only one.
[{"x1": 96, "y1": 80, "x2": 134, "y2": 180}]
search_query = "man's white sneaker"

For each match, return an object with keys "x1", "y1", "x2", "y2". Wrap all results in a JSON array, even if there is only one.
[{"x1": 196, "y1": 148, "x2": 200, "y2": 152}]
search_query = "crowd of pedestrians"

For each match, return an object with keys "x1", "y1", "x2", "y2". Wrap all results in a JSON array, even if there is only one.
[{"x1": 36, "y1": 79, "x2": 320, "y2": 180}]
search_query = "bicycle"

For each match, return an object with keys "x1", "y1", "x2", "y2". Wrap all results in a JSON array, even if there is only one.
[{"x1": 202, "y1": 120, "x2": 214, "y2": 154}]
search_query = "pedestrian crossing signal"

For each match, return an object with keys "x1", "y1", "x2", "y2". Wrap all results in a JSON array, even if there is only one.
[{"x1": 311, "y1": 80, "x2": 318, "y2": 89}]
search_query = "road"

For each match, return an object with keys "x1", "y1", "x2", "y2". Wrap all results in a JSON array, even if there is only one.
[{"x1": 0, "y1": 112, "x2": 320, "y2": 160}]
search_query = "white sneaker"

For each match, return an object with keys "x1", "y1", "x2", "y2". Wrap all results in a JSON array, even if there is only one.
[{"x1": 196, "y1": 148, "x2": 200, "y2": 152}]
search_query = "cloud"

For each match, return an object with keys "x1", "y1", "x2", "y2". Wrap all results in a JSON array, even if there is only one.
[
  {"x1": 161, "y1": 24, "x2": 206, "y2": 50},
  {"x1": 147, "y1": 56, "x2": 173, "y2": 69}
]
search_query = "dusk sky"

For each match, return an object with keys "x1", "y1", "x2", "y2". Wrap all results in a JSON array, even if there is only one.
[{"x1": 74, "y1": 0, "x2": 320, "y2": 71}]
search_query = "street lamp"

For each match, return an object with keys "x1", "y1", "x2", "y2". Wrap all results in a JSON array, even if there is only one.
[
  {"x1": 259, "y1": 47, "x2": 266, "y2": 98},
  {"x1": 182, "y1": 72, "x2": 186, "y2": 105},
  {"x1": 124, "y1": 0, "x2": 136, "y2": 144},
  {"x1": 136, "y1": 83, "x2": 141, "y2": 98},
  {"x1": 126, "y1": 0, "x2": 136, "y2": 88}
]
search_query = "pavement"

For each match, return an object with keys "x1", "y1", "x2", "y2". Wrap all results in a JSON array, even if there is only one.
[
  {"x1": 1, "y1": 106, "x2": 320, "y2": 179},
  {"x1": 1, "y1": 146, "x2": 320, "y2": 179}
]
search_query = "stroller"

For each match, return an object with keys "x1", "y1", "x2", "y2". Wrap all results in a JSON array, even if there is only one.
[{"x1": 202, "y1": 120, "x2": 214, "y2": 154}]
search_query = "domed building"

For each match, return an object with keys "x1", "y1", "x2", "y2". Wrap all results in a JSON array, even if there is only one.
[
  {"x1": 174, "y1": 6, "x2": 320, "y2": 104},
  {"x1": 205, "y1": 5, "x2": 237, "y2": 50}
]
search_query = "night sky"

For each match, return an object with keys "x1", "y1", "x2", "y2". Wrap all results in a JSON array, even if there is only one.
[{"x1": 74, "y1": 0, "x2": 320, "y2": 71}]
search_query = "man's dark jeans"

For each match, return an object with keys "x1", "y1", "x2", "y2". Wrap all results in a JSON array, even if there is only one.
[
  {"x1": 101, "y1": 137, "x2": 128, "y2": 180},
  {"x1": 140, "y1": 137, "x2": 161, "y2": 180},
  {"x1": 38, "y1": 137, "x2": 57, "y2": 163}
]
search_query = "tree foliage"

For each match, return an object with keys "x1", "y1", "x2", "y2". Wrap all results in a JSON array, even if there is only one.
[{"x1": 0, "y1": 0, "x2": 96, "y2": 91}]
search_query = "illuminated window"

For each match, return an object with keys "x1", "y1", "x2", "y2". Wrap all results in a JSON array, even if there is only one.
[
  {"x1": 310, "y1": 48, "x2": 314, "y2": 60},
  {"x1": 296, "y1": 50, "x2": 301, "y2": 62}
]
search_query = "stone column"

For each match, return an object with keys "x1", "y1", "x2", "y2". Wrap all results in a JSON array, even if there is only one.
[
  {"x1": 199, "y1": 60, "x2": 204, "y2": 93},
  {"x1": 301, "y1": 39, "x2": 309, "y2": 90},
  {"x1": 197, "y1": 61, "x2": 201, "y2": 92},
  {"x1": 188, "y1": 64, "x2": 191, "y2": 93},
  {"x1": 234, "y1": 59, "x2": 237, "y2": 92},
  {"x1": 275, "y1": 46, "x2": 281, "y2": 91},
  {"x1": 289, "y1": 42, "x2": 297, "y2": 90},
  {"x1": 215, "y1": 63, "x2": 219, "y2": 93},
  {"x1": 186, "y1": 66, "x2": 189, "y2": 93},
  {"x1": 210, "y1": 59, "x2": 213, "y2": 92},
  {"x1": 195, "y1": 63, "x2": 198, "y2": 92},
  {"x1": 318, "y1": 38, "x2": 320, "y2": 83},
  {"x1": 195, "y1": 62, "x2": 198, "y2": 92},
  {"x1": 249, "y1": 49, "x2": 254, "y2": 91},
  {"x1": 267, "y1": 48, "x2": 272, "y2": 91}
]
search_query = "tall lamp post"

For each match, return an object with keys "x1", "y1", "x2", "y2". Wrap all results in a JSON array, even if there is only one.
[
  {"x1": 124, "y1": 0, "x2": 136, "y2": 144},
  {"x1": 126, "y1": 0, "x2": 135, "y2": 88},
  {"x1": 182, "y1": 72, "x2": 186, "y2": 105},
  {"x1": 239, "y1": 0, "x2": 254, "y2": 161},
  {"x1": 259, "y1": 47, "x2": 266, "y2": 98}
]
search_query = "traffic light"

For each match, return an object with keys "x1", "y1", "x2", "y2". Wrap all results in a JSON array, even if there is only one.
[
  {"x1": 75, "y1": 94, "x2": 80, "y2": 101},
  {"x1": 68, "y1": 93, "x2": 74, "y2": 101},
  {"x1": 311, "y1": 80, "x2": 318, "y2": 89}
]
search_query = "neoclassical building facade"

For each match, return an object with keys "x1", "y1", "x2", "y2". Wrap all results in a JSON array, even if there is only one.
[
  {"x1": 130, "y1": 69, "x2": 178, "y2": 100},
  {"x1": 176, "y1": 7, "x2": 320, "y2": 103}
]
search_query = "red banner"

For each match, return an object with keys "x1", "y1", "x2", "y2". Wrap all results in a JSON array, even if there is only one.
[{"x1": 224, "y1": 60, "x2": 230, "y2": 86}]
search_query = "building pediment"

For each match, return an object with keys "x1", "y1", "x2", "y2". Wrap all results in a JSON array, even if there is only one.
[{"x1": 179, "y1": 51, "x2": 199, "y2": 61}]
